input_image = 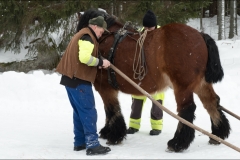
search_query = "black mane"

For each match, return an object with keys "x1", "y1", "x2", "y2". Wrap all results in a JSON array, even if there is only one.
[{"x1": 76, "y1": 8, "x2": 116, "y2": 33}]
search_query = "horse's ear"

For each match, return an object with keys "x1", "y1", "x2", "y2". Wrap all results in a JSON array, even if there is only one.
[{"x1": 77, "y1": 12, "x2": 82, "y2": 21}]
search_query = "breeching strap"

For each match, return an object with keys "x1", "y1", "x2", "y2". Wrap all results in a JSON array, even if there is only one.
[{"x1": 108, "y1": 63, "x2": 240, "y2": 153}]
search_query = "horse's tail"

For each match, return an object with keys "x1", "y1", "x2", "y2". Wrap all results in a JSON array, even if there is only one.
[{"x1": 201, "y1": 32, "x2": 224, "y2": 83}]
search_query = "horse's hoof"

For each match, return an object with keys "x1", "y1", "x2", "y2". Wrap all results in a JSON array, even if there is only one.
[
  {"x1": 209, "y1": 138, "x2": 221, "y2": 145},
  {"x1": 106, "y1": 141, "x2": 113, "y2": 145},
  {"x1": 106, "y1": 140, "x2": 122, "y2": 145},
  {"x1": 165, "y1": 147, "x2": 175, "y2": 153},
  {"x1": 166, "y1": 146, "x2": 184, "y2": 153},
  {"x1": 106, "y1": 141, "x2": 114, "y2": 145}
]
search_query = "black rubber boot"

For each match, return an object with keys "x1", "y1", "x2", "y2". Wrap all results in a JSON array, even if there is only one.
[
  {"x1": 126, "y1": 127, "x2": 139, "y2": 134},
  {"x1": 149, "y1": 129, "x2": 161, "y2": 136},
  {"x1": 86, "y1": 145, "x2": 111, "y2": 155},
  {"x1": 74, "y1": 145, "x2": 86, "y2": 151}
]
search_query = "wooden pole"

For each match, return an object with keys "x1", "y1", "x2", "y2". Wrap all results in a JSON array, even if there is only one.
[
  {"x1": 220, "y1": 106, "x2": 240, "y2": 120},
  {"x1": 109, "y1": 63, "x2": 240, "y2": 152}
]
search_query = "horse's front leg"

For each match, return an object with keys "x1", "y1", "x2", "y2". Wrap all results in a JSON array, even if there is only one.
[
  {"x1": 167, "y1": 90, "x2": 196, "y2": 152},
  {"x1": 94, "y1": 83, "x2": 127, "y2": 144}
]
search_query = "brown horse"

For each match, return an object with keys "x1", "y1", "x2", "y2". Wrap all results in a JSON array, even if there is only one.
[{"x1": 77, "y1": 9, "x2": 230, "y2": 152}]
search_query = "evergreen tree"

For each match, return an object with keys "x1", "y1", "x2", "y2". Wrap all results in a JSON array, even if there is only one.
[
  {"x1": 0, "y1": 0, "x2": 212, "y2": 69},
  {"x1": 0, "y1": 0, "x2": 89, "y2": 56},
  {"x1": 108, "y1": 0, "x2": 212, "y2": 27}
]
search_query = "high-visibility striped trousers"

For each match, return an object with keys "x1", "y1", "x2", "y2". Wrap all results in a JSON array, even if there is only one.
[{"x1": 129, "y1": 92, "x2": 165, "y2": 130}]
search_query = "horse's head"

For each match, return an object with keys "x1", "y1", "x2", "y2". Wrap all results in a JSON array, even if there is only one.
[
  {"x1": 77, "y1": 8, "x2": 137, "y2": 34},
  {"x1": 77, "y1": 9, "x2": 139, "y2": 60},
  {"x1": 76, "y1": 8, "x2": 118, "y2": 33}
]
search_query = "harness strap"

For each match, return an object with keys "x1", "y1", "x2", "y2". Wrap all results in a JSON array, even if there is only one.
[
  {"x1": 107, "y1": 28, "x2": 129, "y2": 89},
  {"x1": 107, "y1": 27, "x2": 147, "y2": 89}
]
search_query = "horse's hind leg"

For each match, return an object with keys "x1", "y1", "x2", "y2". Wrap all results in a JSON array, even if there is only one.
[
  {"x1": 96, "y1": 86, "x2": 127, "y2": 144},
  {"x1": 167, "y1": 89, "x2": 196, "y2": 152},
  {"x1": 196, "y1": 82, "x2": 231, "y2": 144}
]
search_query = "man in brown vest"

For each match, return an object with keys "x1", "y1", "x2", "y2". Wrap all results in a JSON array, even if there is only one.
[{"x1": 56, "y1": 16, "x2": 111, "y2": 155}]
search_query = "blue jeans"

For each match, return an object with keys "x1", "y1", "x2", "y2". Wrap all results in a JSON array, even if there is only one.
[{"x1": 65, "y1": 83, "x2": 100, "y2": 149}]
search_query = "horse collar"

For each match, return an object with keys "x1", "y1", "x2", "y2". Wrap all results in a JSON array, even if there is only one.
[{"x1": 107, "y1": 28, "x2": 129, "y2": 89}]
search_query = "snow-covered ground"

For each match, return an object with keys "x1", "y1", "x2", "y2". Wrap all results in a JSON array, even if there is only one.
[{"x1": 0, "y1": 16, "x2": 240, "y2": 159}]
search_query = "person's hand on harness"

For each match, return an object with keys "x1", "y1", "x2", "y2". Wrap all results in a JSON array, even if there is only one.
[{"x1": 99, "y1": 59, "x2": 110, "y2": 69}]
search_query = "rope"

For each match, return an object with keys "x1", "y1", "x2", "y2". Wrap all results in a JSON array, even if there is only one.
[{"x1": 133, "y1": 29, "x2": 148, "y2": 81}]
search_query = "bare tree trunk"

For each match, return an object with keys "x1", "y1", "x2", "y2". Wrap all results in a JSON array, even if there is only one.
[
  {"x1": 218, "y1": 0, "x2": 225, "y2": 40},
  {"x1": 229, "y1": 0, "x2": 238, "y2": 38},
  {"x1": 217, "y1": 0, "x2": 221, "y2": 25},
  {"x1": 118, "y1": 1, "x2": 123, "y2": 19},
  {"x1": 109, "y1": 1, "x2": 123, "y2": 20},
  {"x1": 112, "y1": 0, "x2": 117, "y2": 16},
  {"x1": 110, "y1": 2, "x2": 114, "y2": 15},
  {"x1": 200, "y1": 4, "x2": 204, "y2": 32},
  {"x1": 235, "y1": 1, "x2": 238, "y2": 36},
  {"x1": 209, "y1": 0, "x2": 218, "y2": 17},
  {"x1": 225, "y1": 0, "x2": 229, "y2": 16}
]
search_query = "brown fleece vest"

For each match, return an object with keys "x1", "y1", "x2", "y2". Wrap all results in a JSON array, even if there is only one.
[{"x1": 56, "y1": 28, "x2": 98, "y2": 83}]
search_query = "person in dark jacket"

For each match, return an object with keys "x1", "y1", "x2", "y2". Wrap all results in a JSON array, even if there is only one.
[
  {"x1": 56, "y1": 16, "x2": 111, "y2": 155},
  {"x1": 127, "y1": 10, "x2": 165, "y2": 136}
]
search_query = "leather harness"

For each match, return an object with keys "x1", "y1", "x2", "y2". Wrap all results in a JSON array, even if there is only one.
[
  {"x1": 102, "y1": 24, "x2": 147, "y2": 90},
  {"x1": 107, "y1": 28, "x2": 129, "y2": 89}
]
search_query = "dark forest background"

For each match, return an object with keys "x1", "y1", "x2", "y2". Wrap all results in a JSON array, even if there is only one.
[{"x1": 0, "y1": 0, "x2": 239, "y2": 72}]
